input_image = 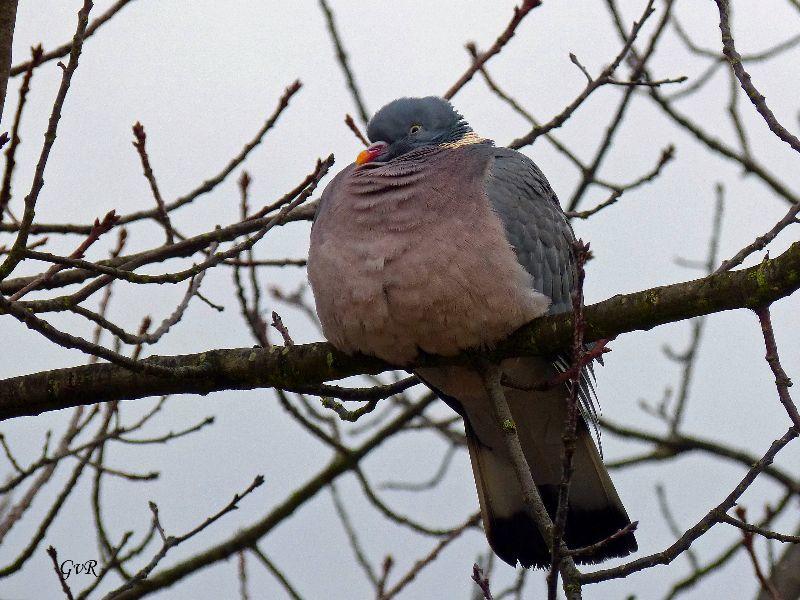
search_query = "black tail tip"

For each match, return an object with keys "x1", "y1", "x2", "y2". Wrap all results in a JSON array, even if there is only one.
[{"x1": 488, "y1": 506, "x2": 638, "y2": 569}]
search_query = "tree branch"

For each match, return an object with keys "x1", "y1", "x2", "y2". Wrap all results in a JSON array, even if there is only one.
[
  {"x1": 0, "y1": 0, "x2": 18, "y2": 122},
  {"x1": 715, "y1": 0, "x2": 800, "y2": 154},
  {"x1": 0, "y1": 242, "x2": 798, "y2": 421},
  {"x1": 9, "y1": 0, "x2": 136, "y2": 77},
  {"x1": 443, "y1": 0, "x2": 541, "y2": 100},
  {"x1": 108, "y1": 395, "x2": 436, "y2": 599}
]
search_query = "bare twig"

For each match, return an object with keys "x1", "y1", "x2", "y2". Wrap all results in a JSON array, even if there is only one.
[
  {"x1": 355, "y1": 467, "x2": 462, "y2": 537},
  {"x1": 317, "y1": 0, "x2": 369, "y2": 124},
  {"x1": 548, "y1": 240, "x2": 591, "y2": 598},
  {"x1": 131, "y1": 122, "x2": 175, "y2": 243},
  {"x1": 736, "y1": 506, "x2": 785, "y2": 600},
  {"x1": 0, "y1": 44, "x2": 43, "y2": 223},
  {"x1": 47, "y1": 546, "x2": 75, "y2": 600},
  {"x1": 380, "y1": 443, "x2": 458, "y2": 491},
  {"x1": 444, "y1": 0, "x2": 542, "y2": 100},
  {"x1": 0, "y1": 0, "x2": 94, "y2": 283},
  {"x1": 715, "y1": 0, "x2": 800, "y2": 154},
  {"x1": 477, "y1": 359, "x2": 582, "y2": 599},
  {"x1": 237, "y1": 550, "x2": 250, "y2": 600},
  {"x1": 471, "y1": 563, "x2": 495, "y2": 600},
  {"x1": 568, "y1": 522, "x2": 639, "y2": 559},
  {"x1": 8, "y1": 209, "x2": 119, "y2": 300},
  {"x1": 250, "y1": 546, "x2": 305, "y2": 600},
  {"x1": 345, "y1": 113, "x2": 369, "y2": 146},
  {"x1": 10, "y1": 0, "x2": 136, "y2": 77},
  {"x1": 721, "y1": 512, "x2": 800, "y2": 544},
  {"x1": 270, "y1": 311, "x2": 294, "y2": 346},
  {"x1": 754, "y1": 307, "x2": 800, "y2": 430},
  {"x1": 565, "y1": 146, "x2": 675, "y2": 220},
  {"x1": 580, "y1": 427, "x2": 798, "y2": 584},
  {"x1": 330, "y1": 482, "x2": 378, "y2": 586},
  {"x1": 602, "y1": 418, "x2": 799, "y2": 493},
  {"x1": 716, "y1": 199, "x2": 800, "y2": 273},
  {"x1": 100, "y1": 475, "x2": 264, "y2": 600},
  {"x1": 379, "y1": 513, "x2": 480, "y2": 600},
  {"x1": 656, "y1": 484, "x2": 699, "y2": 571}
]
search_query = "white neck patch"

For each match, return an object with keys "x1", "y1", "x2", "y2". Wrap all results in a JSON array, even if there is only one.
[{"x1": 441, "y1": 131, "x2": 486, "y2": 149}]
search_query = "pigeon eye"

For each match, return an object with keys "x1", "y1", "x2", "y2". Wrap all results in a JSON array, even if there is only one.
[{"x1": 409, "y1": 124, "x2": 422, "y2": 135}]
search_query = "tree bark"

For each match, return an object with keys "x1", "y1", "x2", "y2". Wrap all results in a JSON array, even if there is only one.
[
  {"x1": 0, "y1": 0, "x2": 18, "y2": 123},
  {"x1": 0, "y1": 242, "x2": 797, "y2": 422}
]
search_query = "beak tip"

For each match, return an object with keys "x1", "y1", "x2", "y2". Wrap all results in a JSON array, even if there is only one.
[{"x1": 355, "y1": 141, "x2": 388, "y2": 166}]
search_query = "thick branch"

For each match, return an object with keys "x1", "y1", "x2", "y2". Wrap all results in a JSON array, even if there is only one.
[
  {"x1": 0, "y1": 0, "x2": 18, "y2": 121},
  {"x1": 1, "y1": 242, "x2": 797, "y2": 421}
]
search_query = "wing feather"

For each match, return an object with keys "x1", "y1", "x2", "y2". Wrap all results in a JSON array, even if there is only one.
[{"x1": 484, "y1": 148, "x2": 601, "y2": 441}]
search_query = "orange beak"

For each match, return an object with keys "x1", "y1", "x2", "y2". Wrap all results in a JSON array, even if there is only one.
[{"x1": 356, "y1": 141, "x2": 388, "y2": 165}]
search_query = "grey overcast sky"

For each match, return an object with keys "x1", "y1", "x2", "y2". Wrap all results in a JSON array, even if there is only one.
[{"x1": 1, "y1": 1, "x2": 799, "y2": 599}]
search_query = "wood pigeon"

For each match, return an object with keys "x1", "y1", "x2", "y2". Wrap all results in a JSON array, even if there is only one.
[{"x1": 307, "y1": 96, "x2": 637, "y2": 568}]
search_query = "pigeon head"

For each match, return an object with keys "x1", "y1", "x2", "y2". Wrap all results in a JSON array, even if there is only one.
[{"x1": 356, "y1": 96, "x2": 474, "y2": 165}]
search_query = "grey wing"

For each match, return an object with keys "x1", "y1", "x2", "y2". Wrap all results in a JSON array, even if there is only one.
[
  {"x1": 485, "y1": 147, "x2": 575, "y2": 315},
  {"x1": 484, "y1": 147, "x2": 602, "y2": 444}
]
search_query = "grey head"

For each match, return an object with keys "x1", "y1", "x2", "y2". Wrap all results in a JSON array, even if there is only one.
[{"x1": 357, "y1": 96, "x2": 476, "y2": 165}]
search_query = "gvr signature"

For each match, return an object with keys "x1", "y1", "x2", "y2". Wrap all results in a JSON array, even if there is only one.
[{"x1": 59, "y1": 559, "x2": 99, "y2": 579}]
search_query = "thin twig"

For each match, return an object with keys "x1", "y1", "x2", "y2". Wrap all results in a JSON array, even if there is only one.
[
  {"x1": 477, "y1": 359, "x2": 582, "y2": 599},
  {"x1": 548, "y1": 241, "x2": 591, "y2": 597},
  {"x1": 47, "y1": 546, "x2": 75, "y2": 600},
  {"x1": 100, "y1": 475, "x2": 265, "y2": 600},
  {"x1": 444, "y1": 0, "x2": 542, "y2": 100},
  {"x1": 0, "y1": 0, "x2": 94, "y2": 283},
  {"x1": 567, "y1": 522, "x2": 639, "y2": 559},
  {"x1": 345, "y1": 113, "x2": 369, "y2": 146},
  {"x1": 250, "y1": 546, "x2": 305, "y2": 600},
  {"x1": 754, "y1": 307, "x2": 800, "y2": 430},
  {"x1": 656, "y1": 484, "x2": 699, "y2": 571},
  {"x1": 471, "y1": 563, "x2": 495, "y2": 600},
  {"x1": 237, "y1": 549, "x2": 250, "y2": 600},
  {"x1": 736, "y1": 506, "x2": 785, "y2": 600},
  {"x1": 0, "y1": 44, "x2": 43, "y2": 223},
  {"x1": 270, "y1": 311, "x2": 294, "y2": 346},
  {"x1": 132, "y1": 122, "x2": 175, "y2": 244},
  {"x1": 715, "y1": 0, "x2": 800, "y2": 154},
  {"x1": 580, "y1": 428, "x2": 798, "y2": 584},
  {"x1": 721, "y1": 512, "x2": 800, "y2": 544},
  {"x1": 10, "y1": 0, "x2": 136, "y2": 77},
  {"x1": 317, "y1": 0, "x2": 369, "y2": 124},
  {"x1": 8, "y1": 209, "x2": 119, "y2": 300},
  {"x1": 716, "y1": 198, "x2": 800, "y2": 273},
  {"x1": 379, "y1": 513, "x2": 480, "y2": 600},
  {"x1": 330, "y1": 482, "x2": 378, "y2": 586}
]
